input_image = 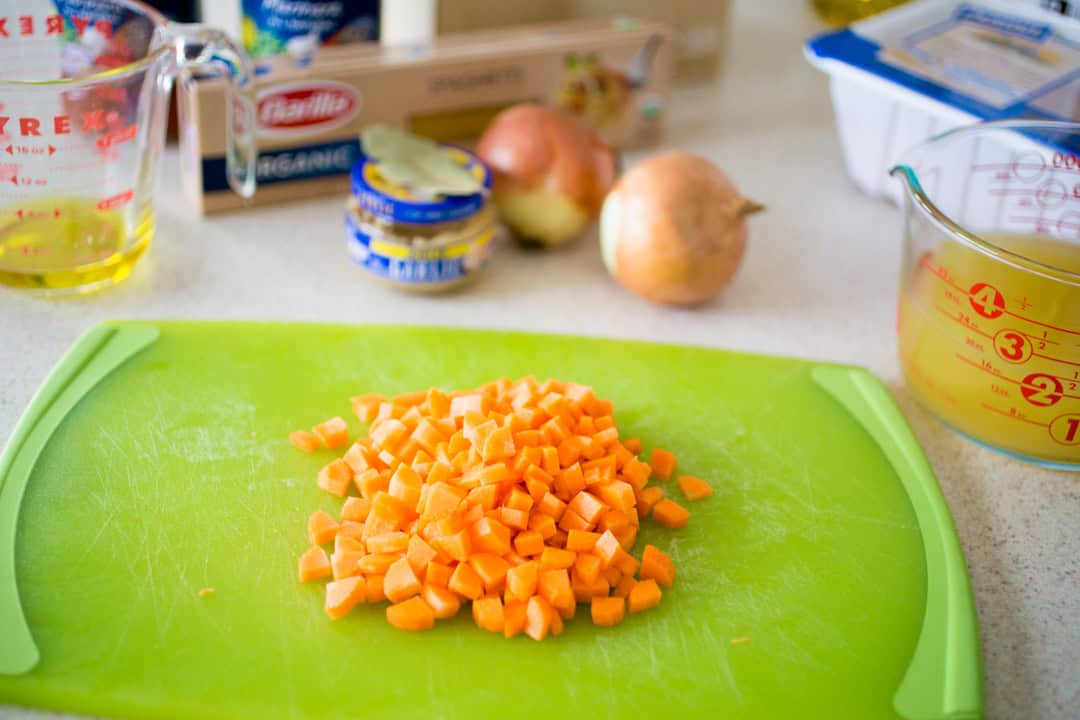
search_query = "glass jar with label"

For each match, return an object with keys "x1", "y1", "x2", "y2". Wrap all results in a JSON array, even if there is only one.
[{"x1": 344, "y1": 146, "x2": 495, "y2": 291}]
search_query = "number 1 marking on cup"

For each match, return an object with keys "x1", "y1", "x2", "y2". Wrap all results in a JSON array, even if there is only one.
[{"x1": 1049, "y1": 413, "x2": 1080, "y2": 445}]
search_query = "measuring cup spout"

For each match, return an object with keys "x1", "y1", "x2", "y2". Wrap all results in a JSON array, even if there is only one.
[
  {"x1": 889, "y1": 163, "x2": 917, "y2": 189},
  {"x1": 889, "y1": 160, "x2": 954, "y2": 244}
]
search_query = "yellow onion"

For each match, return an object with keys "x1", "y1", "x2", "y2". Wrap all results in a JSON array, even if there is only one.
[
  {"x1": 601, "y1": 152, "x2": 762, "y2": 306},
  {"x1": 476, "y1": 104, "x2": 617, "y2": 248}
]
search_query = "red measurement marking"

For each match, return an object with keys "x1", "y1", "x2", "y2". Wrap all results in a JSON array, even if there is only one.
[
  {"x1": 918, "y1": 255, "x2": 963, "y2": 289},
  {"x1": 1020, "y1": 373, "x2": 1064, "y2": 407},
  {"x1": 973, "y1": 160, "x2": 1080, "y2": 181},
  {"x1": 993, "y1": 329, "x2": 1033, "y2": 364},
  {"x1": 918, "y1": 256, "x2": 970, "y2": 294},
  {"x1": 1033, "y1": 352, "x2": 1080, "y2": 368},
  {"x1": 1007, "y1": 215, "x2": 1057, "y2": 235},
  {"x1": 918, "y1": 255, "x2": 939, "y2": 274},
  {"x1": 944, "y1": 288, "x2": 964, "y2": 306},
  {"x1": 14, "y1": 207, "x2": 61, "y2": 220},
  {"x1": 979, "y1": 402, "x2": 1048, "y2": 427},
  {"x1": 955, "y1": 352, "x2": 1016, "y2": 383},
  {"x1": 1037, "y1": 181, "x2": 1069, "y2": 208},
  {"x1": 8, "y1": 175, "x2": 46, "y2": 187},
  {"x1": 1051, "y1": 152, "x2": 1080, "y2": 171},
  {"x1": 96, "y1": 189, "x2": 133, "y2": 211},
  {"x1": 918, "y1": 260, "x2": 1080, "y2": 337},
  {"x1": 96, "y1": 124, "x2": 137, "y2": 150},
  {"x1": 934, "y1": 303, "x2": 993, "y2": 339},
  {"x1": 1003, "y1": 309, "x2": 1080, "y2": 336},
  {"x1": 969, "y1": 283, "x2": 1005, "y2": 319},
  {"x1": 972, "y1": 163, "x2": 1025, "y2": 171},
  {"x1": 1021, "y1": 330, "x2": 1057, "y2": 345},
  {"x1": 4, "y1": 144, "x2": 55, "y2": 156},
  {"x1": 1011, "y1": 214, "x2": 1073, "y2": 230},
  {"x1": 1049, "y1": 413, "x2": 1080, "y2": 445},
  {"x1": 1014, "y1": 218, "x2": 1080, "y2": 241},
  {"x1": 1004, "y1": 184, "x2": 1075, "y2": 207},
  {"x1": 974, "y1": 161, "x2": 1080, "y2": 177}
]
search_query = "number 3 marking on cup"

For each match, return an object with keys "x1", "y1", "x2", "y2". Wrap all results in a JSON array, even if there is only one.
[{"x1": 993, "y1": 329, "x2": 1033, "y2": 364}]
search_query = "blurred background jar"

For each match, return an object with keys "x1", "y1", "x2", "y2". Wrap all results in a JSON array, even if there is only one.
[
  {"x1": 809, "y1": 0, "x2": 1080, "y2": 25},
  {"x1": 811, "y1": 0, "x2": 910, "y2": 26}
]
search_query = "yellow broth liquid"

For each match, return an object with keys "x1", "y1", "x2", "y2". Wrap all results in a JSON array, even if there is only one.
[
  {"x1": 899, "y1": 233, "x2": 1080, "y2": 465},
  {"x1": 0, "y1": 197, "x2": 153, "y2": 293}
]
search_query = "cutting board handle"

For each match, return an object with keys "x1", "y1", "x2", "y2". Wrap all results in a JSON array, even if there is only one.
[
  {"x1": 0, "y1": 322, "x2": 159, "y2": 675},
  {"x1": 812, "y1": 367, "x2": 984, "y2": 720}
]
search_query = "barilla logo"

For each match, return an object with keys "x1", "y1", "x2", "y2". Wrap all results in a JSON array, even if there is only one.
[{"x1": 256, "y1": 81, "x2": 359, "y2": 138}]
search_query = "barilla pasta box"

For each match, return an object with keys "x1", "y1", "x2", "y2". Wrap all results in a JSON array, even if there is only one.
[{"x1": 178, "y1": 17, "x2": 673, "y2": 214}]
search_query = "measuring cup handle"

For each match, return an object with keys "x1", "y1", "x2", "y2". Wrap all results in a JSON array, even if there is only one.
[{"x1": 162, "y1": 24, "x2": 257, "y2": 199}]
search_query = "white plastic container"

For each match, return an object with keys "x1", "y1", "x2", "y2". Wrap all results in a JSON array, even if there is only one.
[{"x1": 805, "y1": 0, "x2": 1080, "y2": 203}]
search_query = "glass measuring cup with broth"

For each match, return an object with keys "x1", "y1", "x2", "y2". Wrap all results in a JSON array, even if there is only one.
[
  {"x1": 0, "y1": 0, "x2": 256, "y2": 294},
  {"x1": 893, "y1": 121, "x2": 1080, "y2": 469}
]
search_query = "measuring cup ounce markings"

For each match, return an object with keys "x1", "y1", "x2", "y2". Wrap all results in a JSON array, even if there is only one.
[
  {"x1": 894, "y1": 121, "x2": 1080, "y2": 468},
  {"x1": 0, "y1": 0, "x2": 256, "y2": 294}
]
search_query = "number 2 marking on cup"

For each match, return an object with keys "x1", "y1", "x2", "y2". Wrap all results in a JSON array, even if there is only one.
[
  {"x1": 1049, "y1": 414, "x2": 1080, "y2": 445},
  {"x1": 994, "y1": 329, "x2": 1033, "y2": 364},
  {"x1": 969, "y1": 283, "x2": 1005, "y2": 319},
  {"x1": 1021, "y1": 373, "x2": 1064, "y2": 407}
]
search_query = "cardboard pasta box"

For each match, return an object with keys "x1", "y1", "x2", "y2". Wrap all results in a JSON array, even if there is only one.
[{"x1": 178, "y1": 17, "x2": 673, "y2": 214}]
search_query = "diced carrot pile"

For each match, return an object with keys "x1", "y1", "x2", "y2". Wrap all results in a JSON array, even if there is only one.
[{"x1": 292, "y1": 377, "x2": 712, "y2": 638}]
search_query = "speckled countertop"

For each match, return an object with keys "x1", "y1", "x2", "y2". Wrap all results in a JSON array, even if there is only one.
[{"x1": 0, "y1": 2, "x2": 1077, "y2": 719}]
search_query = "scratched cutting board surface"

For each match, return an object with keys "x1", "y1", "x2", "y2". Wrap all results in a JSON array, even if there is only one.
[{"x1": 0, "y1": 322, "x2": 982, "y2": 719}]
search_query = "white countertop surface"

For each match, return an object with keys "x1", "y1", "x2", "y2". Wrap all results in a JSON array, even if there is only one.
[{"x1": 1, "y1": 2, "x2": 1077, "y2": 718}]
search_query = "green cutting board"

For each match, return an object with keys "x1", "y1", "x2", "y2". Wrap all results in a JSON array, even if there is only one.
[{"x1": 0, "y1": 322, "x2": 982, "y2": 719}]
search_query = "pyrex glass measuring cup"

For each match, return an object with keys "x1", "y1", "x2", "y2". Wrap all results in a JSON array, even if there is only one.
[
  {"x1": 892, "y1": 121, "x2": 1080, "y2": 469},
  {"x1": 0, "y1": 0, "x2": 255, "y2": 293}
]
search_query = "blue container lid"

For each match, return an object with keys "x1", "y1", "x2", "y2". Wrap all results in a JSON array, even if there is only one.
[
  {"x1": 350, "y1": 146, "x2": 492, "y2": 226},
  {"x1": 804, "y1": 2, "x2": 1080, "y2": 125}
]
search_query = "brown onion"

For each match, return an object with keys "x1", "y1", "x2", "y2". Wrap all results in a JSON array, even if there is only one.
[
  {"x1": 476, "y1": 104, "x2": 617, "y2": 248},
  {"x1": 601, "y1": 152, "x2": 762, "y2": 306}
]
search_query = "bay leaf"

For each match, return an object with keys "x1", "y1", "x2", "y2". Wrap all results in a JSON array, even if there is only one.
[{"x1": 361, "y1": 125, "x2": 484, "y2": 197}]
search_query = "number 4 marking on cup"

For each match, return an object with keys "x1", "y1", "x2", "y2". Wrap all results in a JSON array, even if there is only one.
[
  {"x1": 969, "y1": 282, "x2": 1005, "y2": 319},
  {"x1": 1049, "y1": 413, "x2": 1080, "y2": 445}
]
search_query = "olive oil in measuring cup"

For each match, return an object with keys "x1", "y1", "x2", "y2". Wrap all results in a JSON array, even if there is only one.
[
  {"x1": 0, "y1": 0, "x2": 257, "y2": 294},
  {"x1": 899, "y1": 232, "x2": 1080, "y2": 466},
  {"x1": 892, "y1": 121, "x2": 1080, "y2": 468},
  {"x1": 0, "y1": 199, "x2": 153, "y2": 292}
]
